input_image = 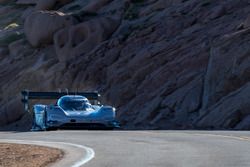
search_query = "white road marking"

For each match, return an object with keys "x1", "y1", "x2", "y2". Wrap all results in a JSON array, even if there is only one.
[
  {"x1": 67, "y1": 142, "x2": 95, "y2": 167},
  {"x1": 0, "y1": 139, "x2": 95, "y2": 167}
]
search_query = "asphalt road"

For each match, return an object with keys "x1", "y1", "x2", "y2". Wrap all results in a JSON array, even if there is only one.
[{"x1": 0, "y1": 130, "x2": 250, "y2": 167}]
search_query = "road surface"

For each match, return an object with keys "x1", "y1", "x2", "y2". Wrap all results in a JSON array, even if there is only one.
[{"x1": 0, "y1": 130, "x2": 250, "y2": 167}]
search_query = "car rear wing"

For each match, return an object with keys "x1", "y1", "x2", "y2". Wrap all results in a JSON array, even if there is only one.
[{"x1": 21, "y1": 90, "x2": 100, "y2": 113}]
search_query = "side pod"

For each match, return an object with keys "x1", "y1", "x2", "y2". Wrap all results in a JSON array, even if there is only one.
[{"x1": 32, "y1": 105, "x2": 47, "y2": 131}]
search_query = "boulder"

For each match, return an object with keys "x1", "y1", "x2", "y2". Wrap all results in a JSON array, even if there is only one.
[
  {"x1": 54, "y1": 17, "x2": 120, "y2": 62},
  {"x1": 24, "y1": 11, "x2": 75, "y2": 47}
]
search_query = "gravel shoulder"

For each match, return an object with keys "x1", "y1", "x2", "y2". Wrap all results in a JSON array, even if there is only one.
[{"x1": 0, "y1": 143, "x2": 64, "y2": 167}]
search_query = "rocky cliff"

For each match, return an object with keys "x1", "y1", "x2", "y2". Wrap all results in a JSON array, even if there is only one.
[{"x1": 0, "y1": 0, "x2": 250, "y2": 130}]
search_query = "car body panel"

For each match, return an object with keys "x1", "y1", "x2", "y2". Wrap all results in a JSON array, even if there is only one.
[{"x1": 32, "y1": 95, "x2": 120, "y2": 131}]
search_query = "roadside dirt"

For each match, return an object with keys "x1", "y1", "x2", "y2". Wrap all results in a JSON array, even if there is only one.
[{"x1": 0, "y1": 143, "x2": 64, "y2": 167}]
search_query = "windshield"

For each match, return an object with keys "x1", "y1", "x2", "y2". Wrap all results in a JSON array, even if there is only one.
[{"x1": 59, "y1": 100, "x2": 91, "y2": 111}]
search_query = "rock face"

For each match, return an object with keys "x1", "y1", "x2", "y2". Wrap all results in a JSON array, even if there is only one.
[
  {"x1": 0, "y1": 97, "x2": 24, "y2": 126},
  {"x1": 24, "y1": 11, "x2": 75, "y2": 47},
  {"x1": 35, "y1": 0, "x2": 73, "y2": 11},
  {"x1": 197, "y1": 28, "x2": 250, "y2": 129},
  {"x1": 35, "y1": 0, "x2": 56, "y2": 11},
  {"x1": 197, "y1": 83, "x2": 250, "y2": 129},
  {"x1": 54, "y1": 17, "x2": 120, "y2": 62},
  {"x1": 202, "y1": 28, "x2": 250, "y2": 110},
  {"x1": 16, "y1": 0, "x2": 36, "y2": 5},
  {"x1": 1, "y1": 0, "x2": 250, "y2": 130},
  {"x1": 82, "y1": 0, "x2": 113, "y2": 12},
  {"x1": 0, "y1": 0, "x2": 8, "y2": 4}
]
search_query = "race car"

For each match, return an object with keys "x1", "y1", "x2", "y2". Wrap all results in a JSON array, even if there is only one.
[{"x1": 21, "y1": 90, "x2": 120, "y2": 131}]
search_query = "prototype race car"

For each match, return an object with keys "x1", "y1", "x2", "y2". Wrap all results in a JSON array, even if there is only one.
[{"x1": 21, "y1": 90, "x2": 120, "y2": 131}]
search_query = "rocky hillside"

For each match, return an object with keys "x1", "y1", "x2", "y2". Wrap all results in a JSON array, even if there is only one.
[{"x1": 0, "y1": 0, "x2": 250, "y2": 130}]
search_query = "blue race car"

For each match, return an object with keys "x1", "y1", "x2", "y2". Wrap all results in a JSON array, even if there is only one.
[{"x1": 21, "y1": 90, "x2": 120, "y2": 130}]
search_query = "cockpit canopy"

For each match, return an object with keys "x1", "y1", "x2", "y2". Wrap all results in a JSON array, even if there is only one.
[{"x1": 57, "y1": 95, "x2": 91, "y2": 111}]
